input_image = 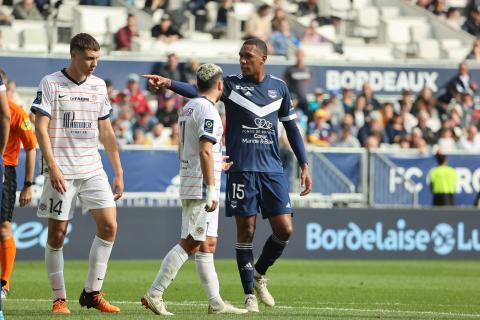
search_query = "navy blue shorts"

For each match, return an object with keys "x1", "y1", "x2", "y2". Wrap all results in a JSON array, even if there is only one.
[{"x1": 225, "y1": 172, "x2": 292, "y2": 219}]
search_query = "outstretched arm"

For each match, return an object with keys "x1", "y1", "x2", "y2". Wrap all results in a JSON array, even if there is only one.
[
  {"x1": 143, "y1": 74, "x2": 198, "y2": 98},
  {"x1": 283, "y1": 120, "x2": 312, "y2": 196}
]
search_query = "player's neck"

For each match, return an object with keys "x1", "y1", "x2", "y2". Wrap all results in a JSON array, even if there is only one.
[
  {"x1": 65, "y1": 66, "x2": 88, "y2": 84},
  {"x1": 199, "y1": 91, "x2": 217, "y2": 105},
  {"x1": 246, "y1": 72, "x2": 266, "y2": 84}
]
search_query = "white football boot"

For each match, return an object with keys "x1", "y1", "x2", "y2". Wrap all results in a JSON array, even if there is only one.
[
  {"x1": 208, "y1": 301, "x2": 248, "y2": 314},
  {"x1": 141, "y1": 293, "x2": 173, "y2": 316},
  {"x1": 254, "y1": 275, "x2": 275, "y2": 307},
  {"x1": 244, "y1": 294, "x2": 259, "y2": 312}
]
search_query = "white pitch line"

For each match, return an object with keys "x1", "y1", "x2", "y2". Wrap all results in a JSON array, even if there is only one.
[{"x1": 6, "y1": 299, "x2": 480, "y2": 318}]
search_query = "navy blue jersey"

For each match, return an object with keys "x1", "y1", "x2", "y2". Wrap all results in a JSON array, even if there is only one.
[{"x1": 221, "y1": 74, "x2": 296, "y2": 173}]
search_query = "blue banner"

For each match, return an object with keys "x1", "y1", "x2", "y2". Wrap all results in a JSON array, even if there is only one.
[
  {"x1": 380, "y1": 154, "x2": 480, "y2": 206},
  {"x1": 3, "y1": 55, "x2": 479, "y2": 96}
]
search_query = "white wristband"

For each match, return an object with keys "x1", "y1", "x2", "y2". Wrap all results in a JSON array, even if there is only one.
[{"x1": 206, "y1": 185, "x2": 217, "y2": 208}]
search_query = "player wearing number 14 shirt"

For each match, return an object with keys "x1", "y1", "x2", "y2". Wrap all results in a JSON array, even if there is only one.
[
  {"x1": 31, "y1": 33, "x2": 124, "y2": 315},
  {"x1": 144, "y1": 37, "x2": 312, "y2": 312}
]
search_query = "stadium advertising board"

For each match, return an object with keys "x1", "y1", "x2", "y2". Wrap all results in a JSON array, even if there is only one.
[
  {"x1": 4, "y1": 56, "x2": 480, "y2": 96},
  {"x1": 11, "y1": 208, "x2": 480, "y2": 260},
  {"x1": 375, "y1": 153, "x2": 480, "y2": 206}
]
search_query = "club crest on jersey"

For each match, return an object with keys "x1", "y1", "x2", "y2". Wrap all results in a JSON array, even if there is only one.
[
  {"x1": 195, "y1": 227, "x2": 204, "y2": 235},
  {"x1": 204, "y1": 119, "x2": 214, "y2": 133},
  {"x1": 268, "y1": 90, "x2": 278, "y2": 99}
]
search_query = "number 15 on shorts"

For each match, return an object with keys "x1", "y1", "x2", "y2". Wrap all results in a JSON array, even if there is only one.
[{"x1": 232, "y1": 183, "x2": 245, "y2": 199}]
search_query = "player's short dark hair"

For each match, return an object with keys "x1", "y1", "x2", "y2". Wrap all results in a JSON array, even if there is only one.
[
  {"x1": 0, "y1": 68, "x2": 7, "y2": 83},
  {"x1": 196, "y1": 64, "x2": 223, "y2": 92},
  {"x1": 243, "y1": 37, "x2": 268, "y2": 56},
  {"x1": 70, "y1": 33, "x2": 100, "y2": 53},
  {"x1": 435, "y1": 153, "x2": 447, "y2": 165}
]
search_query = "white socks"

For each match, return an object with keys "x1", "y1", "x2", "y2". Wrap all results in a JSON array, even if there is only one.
[
  {"x1": 84, "y1": 236, "x2": 113, "y2": 293},
  {"x1": 195, "y1": 252, "x2": 223, "y2": 307},
  {"x1": 149, "y1": 244, "x2": 189, "y2": 298},
  {"x1": 45, "y1": 244, "x2": 66, "y2": 300}
]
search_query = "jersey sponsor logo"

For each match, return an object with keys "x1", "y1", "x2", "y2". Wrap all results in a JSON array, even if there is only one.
[
  {"x1": 268, "y1": 90, "x2": 278, "y2": 99},
  {"x1": 242, "y1": 118, "x2": 273, "y2": 130},
  {"x1": 204, "y1": 119, "x2": 214, "y2": 133},
  {"x1": 63, "y1": 112, "x2": 93, "y2": 129},
  {"x1": 21, "y1": 118, "x2": 33, "y2": 131},
  {"x1": 33, "y1": 91, "x2": 42, "y2": 104},
  {"x1": 70, "y1": 96, "x2": 89, "y2": 102},
  {"x1": 235, "y1": 85, "x2": 254, "y2": 91}
]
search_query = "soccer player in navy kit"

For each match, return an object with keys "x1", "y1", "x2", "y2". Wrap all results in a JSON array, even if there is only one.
[{"x1": 145, "y1": 38, "x2": 312, "y2": 312}]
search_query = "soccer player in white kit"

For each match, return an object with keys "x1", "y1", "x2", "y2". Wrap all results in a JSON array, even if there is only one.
[
  {"x1": 31, "y1": 33, "x2": 124, "y2": 315},
  {"x1": 141, "y1": 64, "x2": 247, "y2": 315}
]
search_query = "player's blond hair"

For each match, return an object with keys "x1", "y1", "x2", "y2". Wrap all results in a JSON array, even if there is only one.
[{"x1": 196, "y1": 63, "x2": 223, "y2": 92}]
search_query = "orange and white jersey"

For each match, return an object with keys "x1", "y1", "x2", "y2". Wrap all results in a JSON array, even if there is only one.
[
  {"x1": 179, "y1": 97, "x2": 223, "y2": 200},
  {"x1": 31, "y1": 69, "x2": 111, "y2": 180}
]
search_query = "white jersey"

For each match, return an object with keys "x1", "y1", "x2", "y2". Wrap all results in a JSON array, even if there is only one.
[
  {"x1": 179, "y1": 97, "x2": 223, "y2": 200},
  {"x1": 31, "y1": 69, "x2": 111, "y2": 180}
]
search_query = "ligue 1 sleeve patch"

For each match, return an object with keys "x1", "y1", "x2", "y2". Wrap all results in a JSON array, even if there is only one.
[
  {"x1": 33, "y1": 91, "x2": 42, "y2": 104},
  {"x1": 204, "y1": 119, "x2": 214, "y2": 133}
]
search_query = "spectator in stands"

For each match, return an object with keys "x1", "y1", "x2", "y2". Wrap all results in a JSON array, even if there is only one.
[
  {"x1": 268, "y1": 18, "x2": 299, "y2": 56},
  {"x1": 431, "y1": 0, "x2": 447, "y2": 17},
  {"x1": 284, "y1": 48, "x2": 311, "y2": 114},
  {"x1": 166, "y1": 122, "x2": 179, "y2": 145},
  {"x1": 244, "y1": 4, "x2": 272, "y2": 41},
  {"x1": 385, "y1": 113, "x2": 408, "y2": 144},
  {"x1": 132, "y1": 111, "x2": 158, "y2": 134},
  {"x1": 156, "y1": 53, "x2": 182, "y2": 81},
  {"x1": 437, "y1": 127, "x2": 457, "y2": 152},
  {"x1": 360, "y1": 81, "x2": 381, "y2": 113},
  {"x1": 307, "y1": 108, "x2": 332, "y2": 146},
  {"x1": 151, "y1": 13, "x2": 182, "y2": 43},
  {"x1": 415, "y1": 111, "x2": 437, "y2": 145},
  {"x1": 429, "y1": 153, "x2": 457, "y2": 206},
  {"x1": 357, "y1": 111, "x2": 388, "y2": 147},
  {"x1": 271, "y1": 6, "x2": 286, "y2": 31},
  {"x1": 301, "y1": 21, "x2": 323, "y2": 44},
  {"x1": 396, "y1": 89, "x2": 414, "y2": 114},
  {"x1": 341, "y1": 87, "x2": 355, "y2": 113},
  {"x1": 297, "y1": 0, "x2": 319, "y2": 16},
  {"x1": 155, "y1": 90, "x2": 179, "y2": 127},
  {"x1": 365, "y1": 133, "x2": 380, "y2": 150},
  {"x1": 331, "y1": 122, "x2": 360, "y2": 148},
  {"x1": 460, "y1": 91, "x2": 475, "y2": 127},
  {"x1": 411, "y1": 127, "x2": 428, "y2": 153},
  {"x1": 400, "y1": 99, "x2": 418, "y2": 133},
  {"x1": 6, "y1": 80, "x2": 26, "y2": 111},
  {"x1": 143, "y1": 0, "x2": 168, "y2": 14},
  {"x1": 307, "y1": 88, "x2": 324, "y2": 119},
  {"x1": 439, "y1": 62, "x2": 478, "y2": 104},
  {"x1": 466, "y1": 39, "x2": 480, "y2": 61},
  {"x1": 148, "y1": 122, "x2": 169, "y2": 147},
  {"x1": 133, "y1": 129, "x2": 149, "y2": 145},
  {"x1": 350, "y1": 95, "x2": 367, "y2": 129},
  {"x1": 0, "y1": 6, "x2": 13, "y2": 25},
  {"x1": 35, "y1": 0, "x2": 51, "y2": 18},
  {"x1": 413, "y1": 85, "x2": 436, "y2": 116},
  {"x1": 114, "y1": 14, "x2": 140, "y2": 51},
  {"x1": 181, "y1": 58, "x2": 200, "y2": 85},
  {"x1": 460, "y1": 125, "x2": 480, "y2": 152},
  {"x1": 463, "y1": 4, "x2": 480, "y2": 37},
  {"x1": 328, "y1": 89, "x2": 344, "y2": 130},
  {"x1": 380, "y1": 102, "x2": 394, "y2": 129},
  {"x1": 117, "y1": 73, "x2": 152, "y2": 115},
  {"x1": 416, "y1": 0, "x2": 431, "y2": 10},
  {"x1": 445, "y1": 7, "x2": 462, "y2": 29},
  {"x1": 12, "y1": 0, "x2": 43, "y2": 20},
  {"x1": 214, "y1": 0, "x2": 233, "y2": 33}
]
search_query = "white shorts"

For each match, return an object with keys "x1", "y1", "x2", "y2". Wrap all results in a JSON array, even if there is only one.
[
  {"x1": 37, "y1": 171, "x2": 116, "y2": 221},
  {"x1": 181, "y1": 199, "x2": 218, "y2": 241}
]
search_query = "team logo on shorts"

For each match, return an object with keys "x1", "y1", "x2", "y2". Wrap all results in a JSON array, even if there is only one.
[
  {"x1": 230, "y1": 200, "x2": 237, "y2": 209},
  {"x1": 268, "y1": 90, "x2": 278, "y2": 99},
  {"x1": 195, "y1": 227, "x2": 204, "y2": 235},
  {"x1": 21, "y1": 118, "x2": 32, "y2": 131},
  {"x1": 39, "y1": 203, "x2": 47, "y2": 211},
  {"x1": 204, "y1": 119, "x2": 214, "y2": 133}
]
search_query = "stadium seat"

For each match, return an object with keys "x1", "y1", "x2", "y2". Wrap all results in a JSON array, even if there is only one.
[
  {"x1": 72, "y1": 5, "x2": 128, "y2": 47},
  {"x1": 380, "y1": 6, "x2": 400, "y2": 19},
  {"x1": 416, "y1": 39, "x2": 441, "y2": 60},
  {"x1": 445, "y1": 0, "x2": 467, "y2": 8},
  {"x1": 410, "y1": 22, "x2": 432, "y2": 42},
  {"x1": 316, "y1": 25, "x2": 336, "y2": 42},
  {"x1": 343, "y1": 44, "x2": 394, "y2": 61},
  {"x1": 22, "y1": 28, "x2": 49, "y2": 52},
  {"x1": 152, "y1": 9, "x2": 164, "y2": 24},
  {"x1": 328, "y1": 0, "x2": 352, "y2": 20},
  {"x1": 352, "y1": 0, "x2": 372, "y2": 10},
  {"x1": 0, "y1": 27, "x2": 20, "y2": 51},
  {"x1": 232, "y1": 2, "x2": 255, "y2": 21},
  {"x1": 354, "y1": 7, "x2": 380, "y2": 40},
  {"x1": 301, "y1": 43, "x2": 335, "y2": 59}
]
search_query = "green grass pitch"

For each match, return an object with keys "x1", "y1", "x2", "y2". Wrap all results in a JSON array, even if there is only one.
[{"x1": 3, "y1": 260, "x2": 480, "y2": 319}]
